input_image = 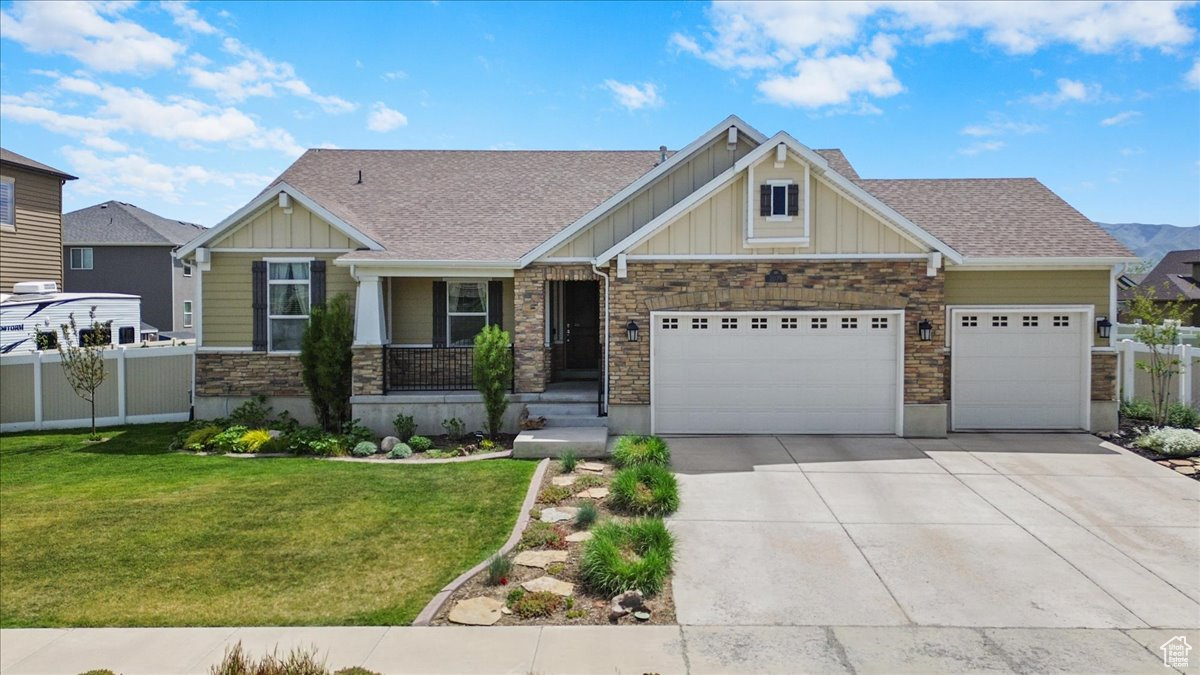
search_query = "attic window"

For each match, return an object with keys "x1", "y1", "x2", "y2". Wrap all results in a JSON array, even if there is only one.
[{"x1": 760, "y1": 180, "x2": 800, "y2": 219}]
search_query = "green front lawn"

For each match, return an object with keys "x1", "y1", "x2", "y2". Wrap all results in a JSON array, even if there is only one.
[{"x1": 0, "y1": 424, "x2": 535, "y2": 627}]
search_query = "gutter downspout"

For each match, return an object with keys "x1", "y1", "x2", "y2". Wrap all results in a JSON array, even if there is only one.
[{"x1": 592, "y1": 263, "x2": 610, "y2": 416}]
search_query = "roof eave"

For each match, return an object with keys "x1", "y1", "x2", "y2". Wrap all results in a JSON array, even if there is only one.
[{"x1": 953, "y1": 256, "x2": 1140, "y2": 268}]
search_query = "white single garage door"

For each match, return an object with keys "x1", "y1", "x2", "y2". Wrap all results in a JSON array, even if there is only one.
[
  {"x1": 651, "y1": 311, "x2": 902, "y2": 434},
  {"x1": 951, "y1": 308, "x2": 1090, "y2": 430}
]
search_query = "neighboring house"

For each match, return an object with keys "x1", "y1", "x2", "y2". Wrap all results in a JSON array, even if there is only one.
[
  {"x1": 1117, "y1": 248, "x2": 1200, "y2": 326},
  {"x1": 176, "y1": 115, "x2": 1136, "y2": 436},
  {"x1": 63, "y1": 201, "x2": 206, "y2": 337},
  {"x1": 0, "y1": 148, "x2": 77, "y2": 293}
]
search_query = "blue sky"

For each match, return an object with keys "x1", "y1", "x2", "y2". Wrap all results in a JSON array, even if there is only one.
[{"x1": 2, "y1": 1, "x2": 1198, "y2": 229}]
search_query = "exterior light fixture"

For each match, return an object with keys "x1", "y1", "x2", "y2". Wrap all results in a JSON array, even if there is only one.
[
  {"x1": 918, "y1": 319, "x2": 933, "y2": 342},
  {"x1": 1096, "y1": 316, "x2": 1112, "y2": 339},
  {"x1": 626, "y1": 321, "x2": 640, "y2": 342}
]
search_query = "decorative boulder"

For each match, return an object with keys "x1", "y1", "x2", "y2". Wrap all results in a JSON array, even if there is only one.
[
  {"x1": 381, "y1": 436, "x2": 402, "y2": 453},
  {"x1": 267, "y1": 430, "x2": 283, "y2": 439},
  {"x1": 608, "y1": 590, "x2": 645, "y2": 621}
]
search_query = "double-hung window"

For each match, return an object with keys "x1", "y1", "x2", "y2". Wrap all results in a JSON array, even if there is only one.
[
  {"x1": 0, "y1": 177, "x2": 13, "y2": 228},
  {"x1": 70, "y1": 247, "x2": 93, "y2": 270},
  {"x1": 447, "y1": 280, "x2": 488, "y2": 346},
  {"x1": 183, "y1": 301, "x2": 193, "y2": 328},
  {"x1": 267, "y1": 260, "x2": 310, "y2": 351}
]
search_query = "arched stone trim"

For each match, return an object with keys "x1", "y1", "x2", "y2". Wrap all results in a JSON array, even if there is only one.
[{"x1": 643, "y1": 286, "x2": 908, "y2": 311}]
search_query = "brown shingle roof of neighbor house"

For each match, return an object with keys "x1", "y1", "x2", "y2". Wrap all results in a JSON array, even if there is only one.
[
  {"x1": 0, "y1": 147, "x2": 77, "y2": 180},
  {"x1": 856, "y1": 178, "x2": 1134, "y2": 259},
  {"x1": 271, "y1": 149, "x2": 667, "y2": 262},
  {"x1": 1120, "y1": 248, "x2": 1200, "y2": 301}
]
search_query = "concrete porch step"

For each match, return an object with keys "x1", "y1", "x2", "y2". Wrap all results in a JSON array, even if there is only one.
[
  {"x1": 543, "y1": 415, "x2": 607, "y2": 428},
  {"x1": 513, "y1": 427, "x2": 609, "y2": 458},
  {"x1": 525, "y1": 402, "x2": 599, "y2": 418}
]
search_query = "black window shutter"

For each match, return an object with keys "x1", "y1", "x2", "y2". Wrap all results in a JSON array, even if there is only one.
[
  {"x1": 787, "y1": 184, "x2": 800, "y2": 216},
  {"x1": 487, "y1": 280, "x2": 503, "y2": 327},
  {"x1": 432, "y1": 280, "x2": 447, "y2": 347},
  {"x1": 759, "y1": 185, "x2": 771, "y2": 216},
  {"x1": 310, "y1": 260, "x2": 326, "y2": 308},
  {"x1": 251, "y1": 260, "x2": 267, "y2": 352}
]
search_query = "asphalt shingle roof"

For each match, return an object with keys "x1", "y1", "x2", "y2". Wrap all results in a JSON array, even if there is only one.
[
  {"x1": 64, "y1": 201, "x2": 205, "y2": 245},
  {"x1": 1119, "y1": 248, "x2": 1200, "y2": 301},
  {"x1": 0, "y1": 147, "x2": 76, "y2": 180}
]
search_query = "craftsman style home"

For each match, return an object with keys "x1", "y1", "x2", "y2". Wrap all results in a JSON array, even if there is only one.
[{"x1": 176, "y1": 116, "x2": 1135, "y2": 437}]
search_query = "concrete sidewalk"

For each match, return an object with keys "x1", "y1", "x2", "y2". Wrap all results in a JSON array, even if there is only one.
[{"x1": 1, "y1": 624, "x2": 1188, "y2": 674}]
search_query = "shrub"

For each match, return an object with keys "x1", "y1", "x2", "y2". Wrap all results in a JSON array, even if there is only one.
[
  {"x1": 341, "y1": 419, "x2": 373, "y2": 447},
  {"x1": 485, "y1": 552, "x2": 512, "y2": 585},
  {"x1": 273, "y1": 410, "x2": 300, "y2": 435},
  {"x1": 285, "y1": 427, "x2": 346, "y2": 456},
  {"x1": 480, "y1": 438, "x2": 496, "y2": 451},
  {"x1": 1167, "y1": 402, "x2": 1200, "y2": 429},
  {"x1": 506, "y1": 588, "x2": 525, "y2": 606},
  {"x1": 351, "y1": 441, "x2": 377, "y2": 457},
  {"x1": 565, "y1": 609, "x2": 585, "y2": 620},
  {"x1": 510, "y1": 590, "x2": 563, "y2": 618},
  {"x1": 408, "y1": 435, "x2": 433, "y2": 452},
  {"x1": 259, "y1": 435, "x2": 289, "y2": 454},
  {"x1": 1133, "y1": 426, "x2": 1200, "y2": 457},
  {"x1": 387, "y1": 443, "x2": 412, "y2": 459},
  {"x1": 229, "y1": 395, "x2": 273, "y2": 428},
  {"x1": 574, "y1": 501, "x2": 598, "y2": 529},
  {"x1": 210, "y1": 641, "x2": 328, "y2": 675},
  {"x1": 559, "y1": 450, "x2": 578, "y2": 473},
  {"x1": 520, "y1": 521, "x2": 567, "y2": 550},
  {"x1": 538, "y1": 485, "x2": 572, "y2": 504},
  {"x1": 239, "y1": 429, "x2": 273, "y2": 453},
  {"x1": 473, "y1": 324, "x2": 513, "y2": 438},
  {"x1": 442, "y1": 417, "x2": 466, "y2": 441},
  {"x1": 611, "y1": 435, "x2": 670, "y2": 468},
  {"x1": 183, "y1": 425, "x2": 223, "y2": 452},
  {"x1": 546, "y1": 562, "x2": 565, "y2": 576},
  {"x1": 579, "y1": 519, "x2": 675, "y2": 597},
  {"x1": 609, "y1": 464, "x2": 680, "y2": 516},
  {"x1": 1120, "y1": 398, "x2": 1155, "y2": 422},
  {"x1": 392, "y1": 413, "x2": 417, "y2": 442},
  {"x1": 299, "y1": 293, "x2": 354, "y2": 433},
  {"x1": 572, "y1": 474, "x2": 605, "y2": 491},
  {"x1": 211, "y1": 425, "x2": 250, "y2": 454}
]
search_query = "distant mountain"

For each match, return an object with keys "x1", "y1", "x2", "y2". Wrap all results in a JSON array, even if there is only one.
[{"x1": 1096, "y1": 222, "x2": 1199, "y2": 268}]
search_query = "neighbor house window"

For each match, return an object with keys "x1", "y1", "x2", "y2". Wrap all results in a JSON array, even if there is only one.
[
  {"x1": 183, "y1": 263, "x2": 192, "y2": 277},
  {"x1": 0, "y1": 177, "x2": 13, "y2": 228},
  {"x1": 70, "y1": 247, "x2": 93, "y2": 270},
  {"x1": 183, "y1": 301, "x2": 193, "y2": 328},
  {"x1": 267, "y1": 261, "x2": 310, "y2": 351},
  {"x1": 447, "y1": 281, "x2": 487, "y2": 346}
]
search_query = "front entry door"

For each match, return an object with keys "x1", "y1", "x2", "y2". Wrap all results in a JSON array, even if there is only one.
[{"x1": 563, "y1": 282, "x2": 599, "y2": 371}]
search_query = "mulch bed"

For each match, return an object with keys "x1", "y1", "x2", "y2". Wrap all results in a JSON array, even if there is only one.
[
  {"x1": 1097, "y1": 418, "x2": 1200, "y2": 481},
  {"x1": 431, "y1": 459, "x2": 677, "y2": 626}
]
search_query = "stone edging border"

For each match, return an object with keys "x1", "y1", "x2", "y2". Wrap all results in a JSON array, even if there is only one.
[
  {"x1": 411, "y1": 457, "x2": 551, "y2": 626},
  {"x1": 207, "y1": 450, "x2": 514, "y2": 464}
]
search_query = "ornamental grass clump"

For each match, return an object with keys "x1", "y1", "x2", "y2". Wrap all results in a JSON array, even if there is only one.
[
  {"x1": 611, "y1": 435, "x2": 670, "y2": 468},
  {"x1": 559, "y1": 450, "x2": 578, "y2": 473},
  {"x1": 183, "y1": 425, "x2": 223, "y2": 452},
  {"x1": 579, "y1": 518, "x2": 675, "y2": 597},
  {"x1": 485, "y1": 552, "x2": 512, "y2": 586},
  {"x1": 239, "y1": 429, "x2": 273, "y2": 453},
  {"x1": 610, "y1": 464, "x2": 680, "y2": 516},
  {"x1": 1133, "y1": 427, "x2": 1200, "y2": 457},
  {"x1": 574, "y1": 501, "x2": 598, "y2": 529}
]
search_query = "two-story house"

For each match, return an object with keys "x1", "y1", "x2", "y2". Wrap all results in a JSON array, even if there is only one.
[{"x1": 0, "y1": 148, "x2": 77, "y2": 293}]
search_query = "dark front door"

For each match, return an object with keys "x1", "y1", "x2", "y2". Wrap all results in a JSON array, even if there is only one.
[{"x1": 563, "y1": 281, "x2": 599, "y2": 371}]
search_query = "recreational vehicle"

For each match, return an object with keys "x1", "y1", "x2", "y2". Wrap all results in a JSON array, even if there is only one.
[{"x1": 0, "y1": 281, "x2": 142, "y2": 354}]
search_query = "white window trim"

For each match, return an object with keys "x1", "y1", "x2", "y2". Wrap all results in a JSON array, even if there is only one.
[
  {"x1": 0, "y1": 177, "x2": 13, "y2": 230},
  {"x1": 182, "y1": 300, "x2": 193, "y2": 328},
  {"x1": 182, "y1": 263, "x2": 192, "y2": 277},
  {"x1": 265, "y1": 257, "x2": 312, "y2": 353},
  {"x1": 766, "y1": 179, "x2": 794, "y2": 222},
  {"x1": 446, "y1": 278, "x2": 489, "y2": 347},
  {"x1": 70, "y1": 247, "x2": 93, "y2": 270}
]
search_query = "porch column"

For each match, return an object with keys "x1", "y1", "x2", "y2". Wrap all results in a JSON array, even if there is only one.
[
  {"x1": 353, "y1": 274, "x2": 386, "y2": 346},
  {"x1": 513, "y1": 267, "x2": 549, "y2": 393}
]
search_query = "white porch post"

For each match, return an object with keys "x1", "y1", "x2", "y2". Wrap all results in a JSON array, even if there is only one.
[{"x1": 353, "y1": 273, "x2": 386, "y2": 346}]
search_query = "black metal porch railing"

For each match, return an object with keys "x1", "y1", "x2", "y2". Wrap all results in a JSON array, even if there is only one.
[{"x1": 384, "y1": 346, "x2": 515, "y2": 392}]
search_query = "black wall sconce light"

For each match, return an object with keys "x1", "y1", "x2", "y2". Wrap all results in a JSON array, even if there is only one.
[
  {"x1": 1096, "y1": 316, "x2": 1112, "y2": 339},
  {"x1": 918, "y1": 318, "x2": 933, "y2": 342},
  {"x1": 626, "y1": 321, "x2": 640, "y2": 342}
]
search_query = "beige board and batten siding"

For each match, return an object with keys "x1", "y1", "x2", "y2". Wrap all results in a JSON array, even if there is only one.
[
  {"x1": 0, "y1": 362, "x2": 34, "y2": 424},
  {"x1": 211, "y1": 202, "x2": 359, "y2": 250},
  {"x1": 0, "y1": 165, "x2": 64, "y2": 292},
  {"x1": 126, "y1": 353, "x2": 193, "y2": 415},
  {"x1": 944, "y1": 269, "x2": 1111, "y2": 346},
  {"x1": 389, "y1": 277, "x2": 515, "y2": 344},
  {"x1": 628, "y1": 174, "x2": 926, "y2": 257},
  {"x1": 544, "y1": 136, "x2": 756, "y2": 259},
  {"x1": 202, "y1": 253, "x2": 356, "y2": 347}
]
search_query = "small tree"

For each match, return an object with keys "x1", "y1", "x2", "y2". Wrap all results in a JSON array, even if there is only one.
[
  {"x1": 57, "y1": 308, "x2": 109, "y2": 440},
  {"x1": 473, "y1": 324, "x2": 513, "y2": 438},
  {"x1": 1126, "y1": 283, "x2": 1190, "y2": 425},
  {"x1": 299, "y1": 293, "x2": 354, "y2": 432}
]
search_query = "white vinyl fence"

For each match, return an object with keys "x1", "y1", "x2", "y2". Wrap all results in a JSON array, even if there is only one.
[
  {"x1": 1116, "y1": 340, "x2": 1200, "y2": 409},
  {"x1": 1114, "y1": 323, "x2": 1200, "y2": 347},
  {"x1": 0, "y1": 345, "x2": 194, "y2": 432}
]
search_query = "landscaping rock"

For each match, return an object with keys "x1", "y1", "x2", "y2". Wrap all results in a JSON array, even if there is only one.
[
  {"x1": 513, "y1": 550, "x2": 568, "y2": 568},
  {"x1": 540, "y1": 506, "x2": 579, "y2": 523},
  {"x1": 448, "y1": 596, "x2": 504, "y2": 625},
  {"x1": 580, "y1": 487, "x2": 609, "y2": 499},
  {"x1": 522, "y1": 575, "x2": 575, "y2": 597},
  {"x1": 578, "y1": 461, "x2": 606, "y2": 473},
  {"x1": 381, "y1": 436, "x2": 402, "y2": 453},
  {"x1": 1179, "y1": 466, "x2": 1197, "y2": 475},
  {"x1": 608, "y1": 589, "x2": 645, "y2": 620},
  {"x1": 551, "y1": 475, "x2": 577, "y2": 487},
  {"x1": 565, "y1": 531, "x2": 593, "y2": 543}
]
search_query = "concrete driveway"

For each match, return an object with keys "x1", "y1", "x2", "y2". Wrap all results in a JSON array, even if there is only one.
[{"x1": 668, "y1": 434, "x2": 1200, "y2": 632}]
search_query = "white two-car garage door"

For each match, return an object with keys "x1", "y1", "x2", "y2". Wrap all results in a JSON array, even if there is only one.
[
  {"x1": 951, "y1": 307, "x2": 1091, "y2": 430},
  {"x1": 651, "y1": 311, "x2": 902, "y2": 434}
]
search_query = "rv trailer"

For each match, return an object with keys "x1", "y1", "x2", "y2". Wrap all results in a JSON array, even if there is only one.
[{"x1": 0, "y1": 281, "x2": 142, "y2": 354}]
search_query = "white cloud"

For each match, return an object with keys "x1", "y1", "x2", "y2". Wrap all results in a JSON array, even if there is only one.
[
  {"x1": 958, "y1": 140, "x2": 1006, "y2": 156},
  {"x1": 757, "y1": 35, "x2": 901, "y2": 108},
  {"x1": 961, "y1": 115, "x2": 1045, "y2": 136},
  {"x1": 382, "y1": 70, "x2": 408, "y2": 80},
  {"x1": 185, "y1": 37, "x2": 356, "y2": 114},
  {"x1": 1100, "y1": 110, "x2": 1141, "y2": 126},
  {"x1": 1027, "y1": 78, "x2": 1102, "y2": 106},
  {"x1": 1186, "y1": 60, "x2": 1200, "y2": 89},
  {"x1": 603, "y1": 80, "x2": 664, "y2": 110},
  {"x1": 367, "y1": 102, "x2": 408, "y2": 132},
  {"x1": 63, "y1": 147, "x2": 273, "y2": 202},
  {"x1": 161, "y1": 1, "x2": 217, "y2": 34},
  {"x1": 0, "y1": 0, "x2": 183, "y2": 72}
]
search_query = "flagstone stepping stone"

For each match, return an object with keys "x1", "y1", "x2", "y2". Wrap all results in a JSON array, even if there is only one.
[
  {"x1": 540, "y1": 506, "x2": 579, "y2": 523},
  {"x1": 522, "y1": 575, "x2": 575, "y2": 597},
  {"x1": 580, "y1": 487, "x2": 609, "y2": 499},
  {"x1": 513, "y1": 550, "x2": 568, "y2": 568},
  {"x1": 565, "y1": 531, "x2": 593, "y2": 543},
  {"x1": 448, "y1": 596, "x2": 504, "y2": 625},
  {"x1": 578, "y1": 461, "x2": 606, "y2": 473},
  {"x1": 551, "y1": 475, "x2": 577, "y2": 486}
]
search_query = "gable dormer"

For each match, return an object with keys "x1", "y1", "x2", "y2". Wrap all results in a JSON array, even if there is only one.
[{"x1": 746, "y1": 142, "x2": 814, "y2": 246}]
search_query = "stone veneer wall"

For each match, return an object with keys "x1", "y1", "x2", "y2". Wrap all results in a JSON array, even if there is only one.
[
  {"x1": 1090, "y1": 351, "x2": 1117, "y2": 402},
  {"x1": 195, "y1": 352, "x2": 306, "y2": 397},
  {"x1": 512, "y1": 264, "x2": 603, "y2": 393},
  {"x1": 605, "y1": 260, "x2": 945, "y2": 406},
  {"x1": 352, "y1": 346, "x2": 384, "y2": 397}
]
